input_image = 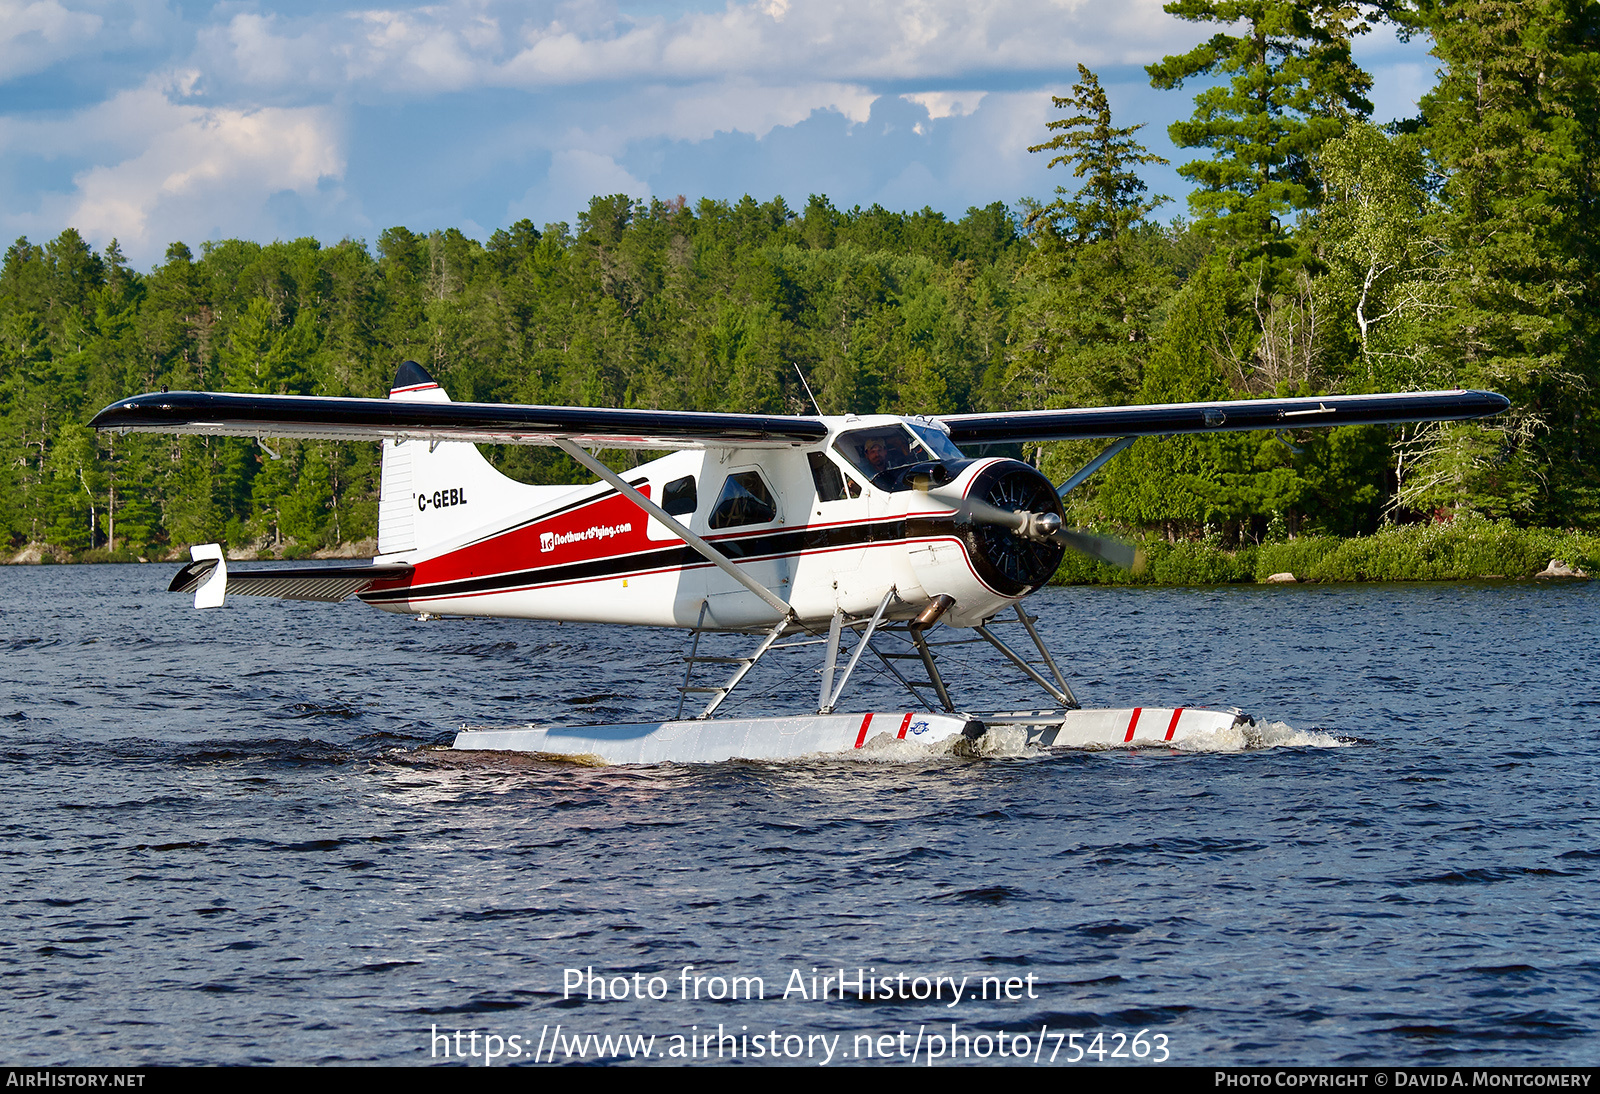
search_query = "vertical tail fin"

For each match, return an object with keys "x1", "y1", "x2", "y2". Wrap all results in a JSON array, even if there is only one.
[{"x1": 376, "y1": 361, "x2": 557, "y2": 558}]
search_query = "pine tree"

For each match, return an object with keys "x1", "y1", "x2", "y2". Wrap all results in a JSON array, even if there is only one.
[
  {"x1": 1148, "y1": 0, "x2": 1375, "y2": 282},
  {"x1": 1403, "y1": 0, "x2": 1600, "y2": 522},
  {"x1": 1028, "y1": 64, "x2": 1171, "y2": 245},
  {"x1": 1013, "y1": 66, "x2": 1175, "y2": 418}
]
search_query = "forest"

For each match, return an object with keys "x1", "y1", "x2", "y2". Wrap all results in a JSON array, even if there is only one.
[{"x1": 2, "y1": 0, "x2": 1596, "y2": 574}]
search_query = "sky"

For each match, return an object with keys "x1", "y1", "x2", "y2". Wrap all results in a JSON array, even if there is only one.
[{"x1": 0, "y1": 0, "x2": 1440, "y2": 269}]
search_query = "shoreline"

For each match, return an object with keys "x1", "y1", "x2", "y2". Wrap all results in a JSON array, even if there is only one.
[{"x1": 6, "y1": 522, "x2": 1594, "y2": 587}]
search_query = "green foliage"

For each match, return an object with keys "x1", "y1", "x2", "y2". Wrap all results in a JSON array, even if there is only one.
[
  {"x1": 1148, "y1": 0, "x2": 1375, "y2": 281},
  {"x1": 0, "y1": 200, "x2": 1028, "y2": 558},
  {"x1": 1028, "y1": 65, "x2": 1170, "y2": 244},
  {"x1": 1053, "y1": 517, "x2": 1600, "y2": 585},
  {"x1": 1402, "y1": 0, "x2": 1600, "y2": 524},
  {"x1": 1314, "y1": 123, "x2": 1442, "y2": 386},
  {"x1": 1262, "y1": 518, "x2": 1595, "y2": 581},
  {"x1": 1096, "y1": 263, "x2": 1237, "y2": 528}
]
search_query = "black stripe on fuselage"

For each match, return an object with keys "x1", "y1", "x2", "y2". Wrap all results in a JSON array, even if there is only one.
[{"x1": 358, "y1": 515, "x2": 960, "y2": 604}]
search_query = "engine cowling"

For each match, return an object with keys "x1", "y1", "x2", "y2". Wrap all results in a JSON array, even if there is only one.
[{"x1": 954, "y1": 459, "x2": 1066, "y2": 597}]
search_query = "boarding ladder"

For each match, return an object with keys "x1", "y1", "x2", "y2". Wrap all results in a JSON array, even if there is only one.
[{"x1": 675, "y1": 605, "x2": 831, "y2": 719}]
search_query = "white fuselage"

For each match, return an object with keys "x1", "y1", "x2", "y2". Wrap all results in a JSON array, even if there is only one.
[{"x1": 359, "y1": 415, "x2": 1030, "y2": 630}]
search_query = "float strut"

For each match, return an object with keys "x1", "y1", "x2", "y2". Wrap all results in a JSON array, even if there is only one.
[
  {"x1": 820, "y1": 588, "x2": 894, "y2": 714},
  {"x1": 909, "y1": 595, "x2": 957, "y2": 713}
]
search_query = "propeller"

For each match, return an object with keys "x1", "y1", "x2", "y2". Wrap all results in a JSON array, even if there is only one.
[{"x1": 938, "y1": 494, "x2": 1147, "y2": 573}]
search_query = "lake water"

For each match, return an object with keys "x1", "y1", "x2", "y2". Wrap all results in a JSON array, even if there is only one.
[{"x1": 1, "y1": 564, "x2": 1596, "y2": 1066}]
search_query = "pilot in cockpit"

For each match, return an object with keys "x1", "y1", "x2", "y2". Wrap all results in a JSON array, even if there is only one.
[{"x1": 863, "y1": 437, "x2": 892, "y2": 475}]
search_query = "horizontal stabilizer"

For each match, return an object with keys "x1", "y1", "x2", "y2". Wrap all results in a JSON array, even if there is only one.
[
  {"x1": 938, "y1": 390, "x2": 1509, "y2": 444},
  {"x1": 169, "y1": 560, "x2": 414, "y2": 603}
]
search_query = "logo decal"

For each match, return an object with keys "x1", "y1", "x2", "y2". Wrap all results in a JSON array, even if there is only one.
[{"x1": 539, "y1": 523, "x2": 634, "y2": 553}]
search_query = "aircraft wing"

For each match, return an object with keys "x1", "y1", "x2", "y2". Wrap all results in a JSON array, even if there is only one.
[
  {"x1": 936, "y1": 390, "x2": 1509, "y2": 444},
  {"x1": 93, "y1": 383, "x2": 1508, "y2": 451},
  {"x1": 91, "y1": 391, "x2": 828, "y2": 450}
]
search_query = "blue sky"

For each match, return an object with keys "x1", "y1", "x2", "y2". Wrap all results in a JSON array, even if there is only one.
[{"x1": 1, "y1": 0, "x2": 1438, "y2": 269}]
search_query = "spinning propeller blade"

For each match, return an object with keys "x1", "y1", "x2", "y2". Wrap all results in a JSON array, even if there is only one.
[
  {"x1": 1055, "y1": 528, "x2": 1146, "y2": 573},
  {"x1": 934, "y1": 494, "x2": 1146, "y2": 572}
]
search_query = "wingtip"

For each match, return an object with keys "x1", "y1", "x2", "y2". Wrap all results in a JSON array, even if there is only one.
[{"x1": 90, "y1": 397, "x2": 137, "y2": 431}]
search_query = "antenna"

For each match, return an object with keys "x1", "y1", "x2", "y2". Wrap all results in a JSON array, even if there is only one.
[{"x1": 793, "y1": 363, "x2": 822, "y2": 416}]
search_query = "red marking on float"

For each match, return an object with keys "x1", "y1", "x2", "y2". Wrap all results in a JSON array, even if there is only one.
[
  {"x1": 897, "y1": 712, "x2": 914, "y2": 739},
  {"x1": 854, "y1": 713, "x2": 873, "y2": 749},
  {"x1": 1165, "y1": 707, "x2": 1184, "y2": 742},
  {"x1": 1124, "y1": 707, "x2": 1143, "y2": 743}
]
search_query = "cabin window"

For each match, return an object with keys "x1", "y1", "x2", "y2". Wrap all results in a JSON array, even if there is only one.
[
  {"x1": 807, "y1": 452, "x2": 858, "y2": 502},
  {"x1": 709, "y1": 471, "x2": 777, "y2": 529},
  {"x1": 662, "y1": 475, "x2": 697, "y2": 516}
]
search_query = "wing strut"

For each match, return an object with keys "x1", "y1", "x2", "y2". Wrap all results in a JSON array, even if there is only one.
[
  {"x1": 553, "y1": 438, "x2": 792, "y2": 620},
  {"x1": 1057, "y1": 436, "x2": 1137, "y2": 497}
]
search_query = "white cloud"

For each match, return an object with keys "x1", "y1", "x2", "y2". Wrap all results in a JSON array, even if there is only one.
[
  {"x1": 193, "y1": 0, "x2": 1194, "y2": 97},
  {"x1": 652, "y1": 80, "x2": 875, "y2": 141},
  {"x1": 0, "y1": 0, "x2": 103, "y2": 80},
  {"x1": 0, "y1": 0, "x2": 182, "y2": 82},
  {"x1": 3, "y1": 81, "x2": 344, "y2": 262},
  {"x1": 901, "y1": 90, "x2": 986, "y2": 120},
  {"x1": 205, "y1": 12, "x2": 317, "y2": 88},
  {"x1": 349, "y1": 7, "x2": 490, "y2": 89},
  {"x1": 165, "y1": 0, "x2": 1199, "y2": 228}
]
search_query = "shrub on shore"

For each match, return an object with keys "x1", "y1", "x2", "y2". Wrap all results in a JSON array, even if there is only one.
[{"x1": 1053, "y1": 518, "x2": 1600, "y2": 586}]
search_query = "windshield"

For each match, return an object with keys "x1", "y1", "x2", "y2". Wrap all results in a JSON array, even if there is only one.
[{"x1": 907, "y1": 421, "x2": 965, "y2": 461}]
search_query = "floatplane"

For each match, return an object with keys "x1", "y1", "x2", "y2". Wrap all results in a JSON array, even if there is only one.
[{"x1": 91, "y1": 363, "x2": 1507, "y2": 763}]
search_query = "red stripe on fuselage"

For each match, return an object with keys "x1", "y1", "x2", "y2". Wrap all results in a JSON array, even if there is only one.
[
  {"x1": 404, "y1": 484, "x2": 655, "y2": 589},
  {"x1": 372, "y1": 533, "x2": 975, "y2": 606},
  {"x1": 365, "y1": 479, "x2": 985, "y2": 604}
]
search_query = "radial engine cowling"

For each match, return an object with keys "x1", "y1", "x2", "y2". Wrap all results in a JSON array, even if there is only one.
[{"x1": 953, "y1": 459, "x2": 1066, "y2": 598}]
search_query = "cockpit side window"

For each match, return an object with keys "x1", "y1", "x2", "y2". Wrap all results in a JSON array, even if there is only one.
[
  {"x1": 834, "y1": 426, "x2": 931, "y2": 481},
  {"x1": 709, "y1": 471, "x2": 778, "y2": 529},
  {"x1": 807, "y1": 452, "x2": 858, "y2": 502}
]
